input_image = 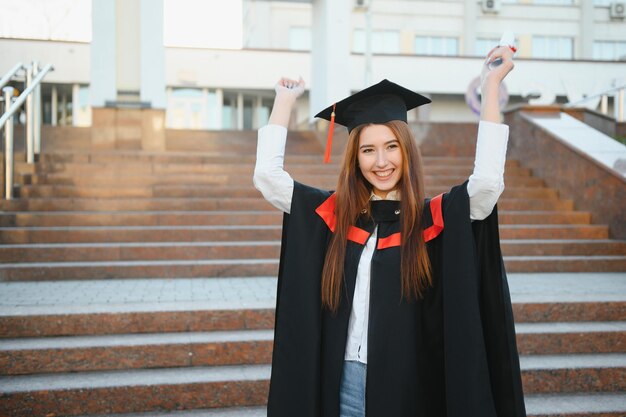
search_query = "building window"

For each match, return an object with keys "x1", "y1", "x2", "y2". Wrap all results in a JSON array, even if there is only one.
[
  {"x1": 353, "y1": 29, "x2": 400, "y2": 54},
  {"x1": 288, "y1": 27, "x2": 311, "y2": 51},
  {"x1": 415, "y1": 36, "x2": 458, "y2": 56},
  {"x1": 593, "y1": 41, "x2": 626, "y2": 61},
  {"x1": 475, "y1": 37, "x2": 520, "y2": 57},
  {"x1": 532, "y1": 36, "x2": 573, "y2": 59},
  {"x1": 532, "y1": 0, "x2": 573, "y2": 4},
  {"x1": 475, "y1": 38, "x2": 499, "y2": 56},
  {"x1": 593, "y1": 0, "x2": 612, "y2": 5}
]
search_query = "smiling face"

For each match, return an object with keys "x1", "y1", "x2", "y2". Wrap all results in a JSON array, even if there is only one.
[{"x1": 357, "y1": 124, "x2": 403, "y2": 199}]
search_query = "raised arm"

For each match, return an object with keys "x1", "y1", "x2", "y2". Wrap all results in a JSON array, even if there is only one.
[
  {"x1": 467, "y1": 45, "x2": 515, "y2": 220},
  {"x1": 253, "y1": 77, "x2": 305, "y2": 214}
]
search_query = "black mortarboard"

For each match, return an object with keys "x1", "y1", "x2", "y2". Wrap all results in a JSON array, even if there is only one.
[{"x1": 314, "y1": 79, "x2": 431, "y2": 162}]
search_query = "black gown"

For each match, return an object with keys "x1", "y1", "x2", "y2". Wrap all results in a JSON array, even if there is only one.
[{"x1": 267, "y1": 180, "x2": 526, "y2": 417}]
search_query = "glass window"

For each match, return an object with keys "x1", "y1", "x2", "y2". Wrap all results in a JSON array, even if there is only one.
[
  {"x1": 532, "y1": 36, "x2": 573, "y2": 59},
  {"x1": 207, "y1": 91, "x2": 219, "y2": 129},
  {"x1": 288, "y1": 27, "x2": 311, "y2": 51},
  {"x1": 353, "y1": 29, "x2": 400, "y2": 54},
  {"x1": 593, "y1": 41, "x2": 626, "y2": 61},
  {"x1": 475, "y1": 38, "x2": 499, "y2": 56},
  {"x1": 532, "y1": 0, "x2": 573, "y2": 4},
  {"x1": 593, "y1": 0, "x2": 612, "y2": 5},
  {"x1": 414, "y1": 36, "x2": 458, "y2": 56},
  {"x1": 222, "y1": 96, "x2": 237, "y2": 130}
]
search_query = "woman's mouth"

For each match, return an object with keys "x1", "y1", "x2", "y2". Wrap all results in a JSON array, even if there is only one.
[{"x1": 374, "y1": 169, "x2": 394, "y2": 178}]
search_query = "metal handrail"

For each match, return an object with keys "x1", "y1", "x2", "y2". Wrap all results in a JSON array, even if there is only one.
[
  {"x1": 565, "y1": 84, "x2": 626, "y2": 107},
  {"x1": 0, "y1": 64, "x2": 53, "y2": 129},
  {"x1": 0, "y1": 63, "x2": 23, "y2": 90},
  {"x1": 565, "y1": 83, "x2": 626, "y2": 123},
  {"x1": 1, "y1": 62, "x2": 54, "y2": 199}
]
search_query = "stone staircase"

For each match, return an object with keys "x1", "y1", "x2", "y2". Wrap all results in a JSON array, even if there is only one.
[{"x1": 0, "y1": 129, "x2": 625, "y2": 417}]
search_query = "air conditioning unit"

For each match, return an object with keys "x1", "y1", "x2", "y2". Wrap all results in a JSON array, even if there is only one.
[
  {"x1": 482, "y1": 0, "x2": 501, "y2": 14},
  {"x1": 610, "y1": 2, "x2": 625, "y2": 19}
]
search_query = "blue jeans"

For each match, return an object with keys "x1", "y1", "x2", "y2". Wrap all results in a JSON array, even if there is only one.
[{"x1": 339, "y1": 360, "x2": 367, "y2": 417}]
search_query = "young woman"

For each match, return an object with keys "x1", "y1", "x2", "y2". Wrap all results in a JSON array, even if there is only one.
[{"x1": 254, "y1": 45, "x2": 525, "y2": 417}]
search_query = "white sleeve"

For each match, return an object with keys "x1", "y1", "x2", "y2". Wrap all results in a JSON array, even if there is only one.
[
  {"x1": 467, "y1": 120, "x2": 509, "y2": 220},
  {"x1": 253, "y1": 124, "x2": 295, "y2": 214}
]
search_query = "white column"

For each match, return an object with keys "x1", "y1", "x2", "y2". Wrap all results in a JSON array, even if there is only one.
[
  {"x1": 463, "y1": 0, "x2": 476, "y2": 57},
  {"x1": 90, "y1": 0, "x2": 116, "y2": 107},
  {"x1": 72, "y1": 84, "x2": 80, "y2": 127},
  {"x1": 237, "y1": 93, "x2": 244, "y2": 130},
  {"x1": 165, "y1": 86, "x2": 173, "y2": 127},
  {"x1": 61, "y1": 93, "x2": 67, "y2": 125},
  {"x1": 201, "y1": 88, "x2": 209, "y2": 129},
  {"x1": 613, "y1": 89, "x2": 626, "y2": 123},
  {"x1": 215, "y1": 88, "x2": 224, "y2": 130},
  {"x1": 51, "y1": 86, "x2": 58, "y2": 126},
  {"x1": 254, "y1": 96, "x2": 263, "y2": 129},
  {"x1": 310, "y1": 0, "x2": 351, "y2": 122},
  {"x1": 116, "y1": 0, "x2": 141, "y2": 100},
  {"x1": 580, "y1": 0, "x2": 594, "y2": 60},
  {"x1": 140, "y1": 0, "x2": 166, "y2": 108}
]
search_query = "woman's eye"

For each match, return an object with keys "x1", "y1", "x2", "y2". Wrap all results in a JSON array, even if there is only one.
[
  {"x1": 362, "y1": 148, "x2": 373, "y2": 153},
  {"x1": 387, "y1": 143, "x2": 399, "y2": 150}
]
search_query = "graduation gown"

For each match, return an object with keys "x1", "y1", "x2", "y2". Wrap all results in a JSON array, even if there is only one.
[{"x1": 267, "y1": 180, "x2": 526, "y2": 417}]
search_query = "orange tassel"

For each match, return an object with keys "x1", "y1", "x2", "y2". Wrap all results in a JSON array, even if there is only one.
[{"x1": 324, "y1": 103, "x2": 336, "y2": 164}]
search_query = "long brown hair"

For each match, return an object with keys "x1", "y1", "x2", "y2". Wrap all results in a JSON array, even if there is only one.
[{"x1": 321, "y1": 120, "x2": 432, "y2": 312}]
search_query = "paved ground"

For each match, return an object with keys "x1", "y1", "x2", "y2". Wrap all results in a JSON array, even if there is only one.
[{"x1": 0, "y1": 273, "x2": 624, "y2": 316}]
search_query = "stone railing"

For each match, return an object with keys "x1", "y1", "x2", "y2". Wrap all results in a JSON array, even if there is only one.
[{"x1": 504, "y1": 105, "x2": 626, "y2": 239}]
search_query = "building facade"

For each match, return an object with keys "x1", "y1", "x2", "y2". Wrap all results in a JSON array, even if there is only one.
[{"x1": 0, "y1": 0, "x2": 625, "y2": 129}]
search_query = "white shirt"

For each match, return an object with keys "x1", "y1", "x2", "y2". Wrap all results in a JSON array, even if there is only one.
[{"x1": 253, "y1": 121, "x2": 509, "y2": 364}]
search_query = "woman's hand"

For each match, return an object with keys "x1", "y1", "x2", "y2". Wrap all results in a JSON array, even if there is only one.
[
  {"x1": 479, "y1": 46, "x2": 515, "y2": 123},
  {"x1": 275, "y1": 77, "x2": 306, "y2": 102},
  {"x1": 480, "y1": 45, "x2": 515, "y2": 91},
  {"x1": 268, "y1": 77, "x2": 306, "y2": 128}
]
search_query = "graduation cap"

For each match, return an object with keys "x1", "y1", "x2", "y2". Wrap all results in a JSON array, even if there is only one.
[{"x1": 315, "y1": 79, "x2": 431, "y2": 163}]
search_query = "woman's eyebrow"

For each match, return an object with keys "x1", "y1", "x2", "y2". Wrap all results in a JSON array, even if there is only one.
[{"x1": 359, "y1": 139, "x2": 398, "y2": 149}]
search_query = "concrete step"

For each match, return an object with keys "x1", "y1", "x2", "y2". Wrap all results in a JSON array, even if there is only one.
[
  {"x1": 21, "y1": 161, "x2": 507, "y2": 176},
  {"x1": 61, "y1": 394, "x2": 626, "y2": 417},
  {"x1": 1, "y1": 364, "x2": 271, "y2": 417},
  {"x1": 19, "y1": 151, "x2": 521, "y2": 167},
  {"x1": 0, "y1": 224, "x2": 608, "y2": 244},
  {"x1": 0, "y1": 197, "x2": 576, "y2": 212},
  {"x1": 17, "y1": 184, "x2": 560, "y2": 199},
  {"x1": 73, "y1": 407, "x2": 269, "y2": 417},
  {"x1": 0, "y1": 241, "x2": 281, "y2": 262},
  {"x1": 501, "y1": 240, "x2": 626, "y2": 256},
  {"x1": 1, "y1": 355, "x2": 625, "y2": 416},
  {"x1": 23, "y1": 172, "x2": 543, "y2": 188},
  {"x1": 514, "y1": 321, "x2": 626, "y2": 355},
  {"x1": 0, "y1": 329, "x2": 274, "y2": 375},
  {"x1": 524, "y1": 393, "x2": 626, "y2": 417},
  {"x1": 20, "y1": 160, "x2": 526, "y2": 176},
  {"x1": 0, "y1": 258, "x2": 281, "y2": 281},
  {"x1": 1, "y1": 209, "x2": 592, "y2": 228},
  {"x1": 3, "y1": 298, "x2": 623, "y2": 337},
  {"x1": 1, "y1": 255, "x2": 624, "y2": 281},
  {"x1": 1, "y1": 239, "x2": 624, "y2": 263},
  {"x1": 1, "y1": 274, "x2": 623, "y2": 338},
  {"x1": 2, "y1": 323, "x2": 624, "y2": 375},
  {"x1": 22, "y1": 159, "x2": 513, "y2": 173},
  {"x1": 504, "y1": 256, "x2": 626, "y2": 273},
  {"x1": 519, "y1": 353, "x2": 626, "y2": 393},
  {"x1": 0, "y1": 225, "x2": 283, "y2": 243}
]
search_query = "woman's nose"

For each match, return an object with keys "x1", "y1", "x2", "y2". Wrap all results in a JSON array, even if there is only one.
[{"x1": 375, "y1": 151, "x2": 387, "y2": 167}]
